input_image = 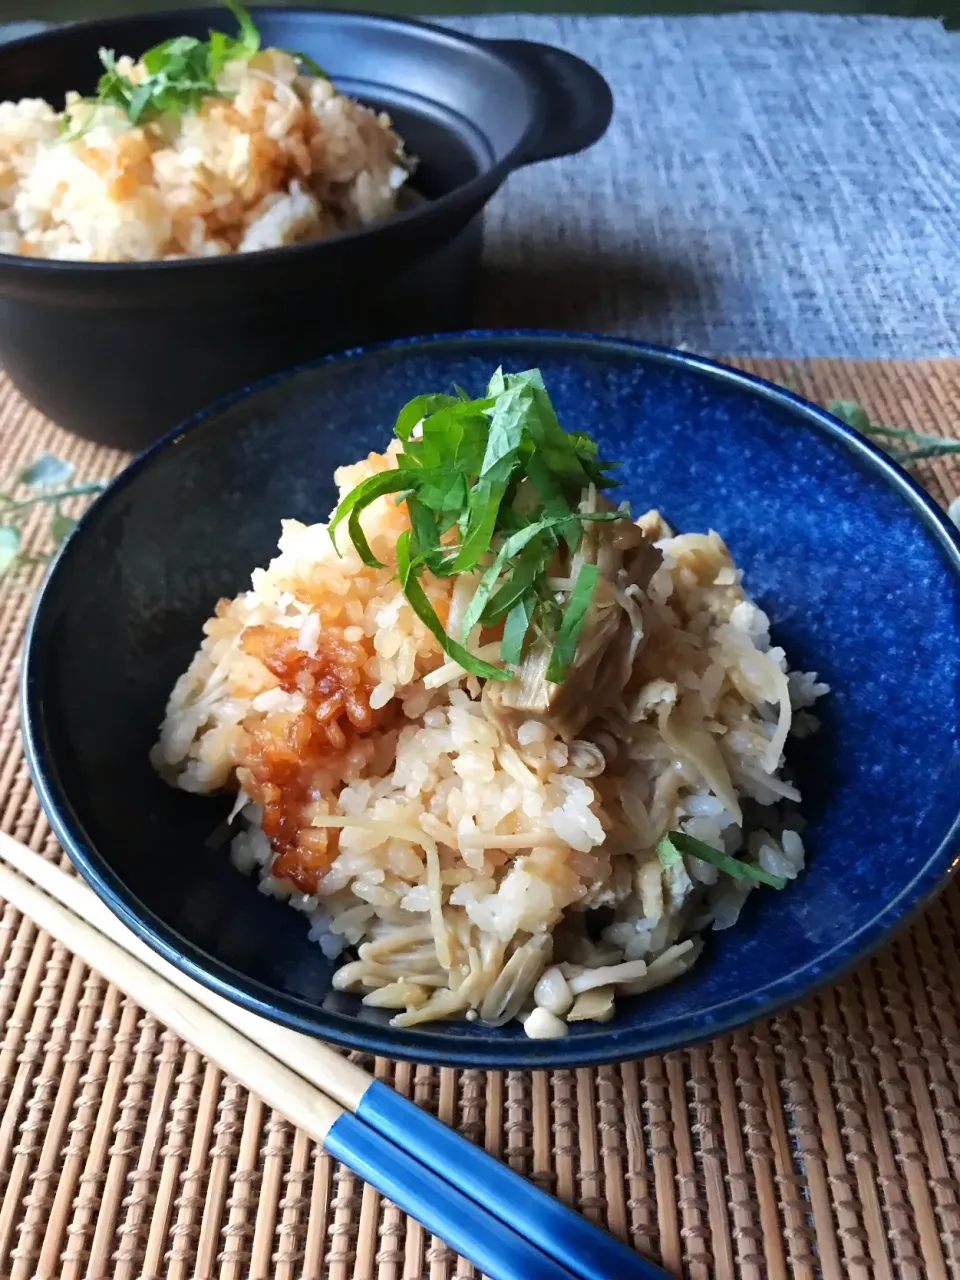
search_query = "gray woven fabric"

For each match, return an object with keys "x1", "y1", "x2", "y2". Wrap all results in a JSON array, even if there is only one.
[
  {"x1": 3, "y1": 13, "x2": 958, "y2": 356},
  {"x1": 453, "y1": 13, "x2": 960, "y2": 357}
]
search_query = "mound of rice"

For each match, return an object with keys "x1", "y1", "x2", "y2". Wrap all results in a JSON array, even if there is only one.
[
  {"x1": 0, "y1": 49, "x2": 412, "y2": 261},
  {"x1": 152, "y1": 444, "x2": 828, "y2": 1037}
]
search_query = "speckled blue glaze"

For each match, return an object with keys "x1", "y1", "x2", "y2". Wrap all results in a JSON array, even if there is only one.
[{"x1": 21, "y1": 331, "x2": 960, "y2": 1068}]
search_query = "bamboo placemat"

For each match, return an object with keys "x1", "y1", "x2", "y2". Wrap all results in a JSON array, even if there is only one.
[{"x1": 0, "y1": 357, "x2": 958, "y2": 1280}]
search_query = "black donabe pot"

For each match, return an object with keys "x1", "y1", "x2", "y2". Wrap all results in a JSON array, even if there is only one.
[{"x1": 0, "y1": 8, "x2": 612, "y2": 449}]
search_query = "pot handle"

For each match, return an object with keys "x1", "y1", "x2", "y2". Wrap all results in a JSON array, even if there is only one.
[{"x1": 486, "y1": 39, "x2": 613, "y2": 166}]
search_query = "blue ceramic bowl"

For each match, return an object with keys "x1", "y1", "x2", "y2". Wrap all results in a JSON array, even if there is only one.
[{"x1": 21, "y1": 331, "x2": 960, "y2": 1067}]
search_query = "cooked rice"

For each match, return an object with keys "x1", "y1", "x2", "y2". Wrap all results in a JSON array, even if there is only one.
[
  {"x1": 153, "y1": 444, "x2": 827, "y2": 1037},
  {"x1": 0, "y1": 49, "x2": 412, "y2": 261}
]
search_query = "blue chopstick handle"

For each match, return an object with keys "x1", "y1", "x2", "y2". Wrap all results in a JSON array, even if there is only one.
[
  {"x1": 324, "y1": 1111, "x2": 578, "y2": 1280},
  {"x1": 358, "y1": 1080, "x2": 666, "y2": 1280}
]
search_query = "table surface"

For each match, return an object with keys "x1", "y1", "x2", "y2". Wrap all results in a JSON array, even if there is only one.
[{"x1": 2, "y1": 12, "x2": 958, "y2": 359}]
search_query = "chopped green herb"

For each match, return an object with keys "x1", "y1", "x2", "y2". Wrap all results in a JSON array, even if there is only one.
[
  {"x1": 330, "y1": 368, "x2": 627, "y2": 681},
  {"x1": 330, "y1": 468, "x2": 431, "y2": 569},
  {"x1": 95, "y1": 39, "x2": 221, "y2": 126},
  {"x1": 395, "y1": 530, "x2": 508, "y2": 682},
  {"x1": 658, "y1": 831, "x2": 787, "y2": 890},
  {"x1": 656, "y1": 834, "x2": 683, "y2": 869},
  {"x1": 500, "y1": 592, "x2": 536, "y2": 665},
  {"x1": 219, "y1": 0, "x2": 260, "y2": 62},
  {"x1": 70, "y1": 1, "x2": 326, "y2": 131},
  {"x1": 290, "y1": 50, "x2": 329, "y2": 79},
  {"x1": 459, "y1": 513, "x2": 590, "y2": 642},
  {"x1": 545, "y1": 562, "x2": 599, "y2": 683}
]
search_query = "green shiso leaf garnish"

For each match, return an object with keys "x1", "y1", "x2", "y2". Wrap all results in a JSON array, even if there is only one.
[
  {"x1": 658, "y1": 831, "x2": 788, "y2": 890},
  {"x1": 78, "y1": 1, "x2": 326, "y2": 130},
  {"x1": 545, "y1": 562, "x2": 599, "y2": 683},
  {"x1": 330, "y1": 368, "x2": 627, "y2": 682},
  {"x1": 395, "y1": 529, "x2": 506, "y2": 682}
]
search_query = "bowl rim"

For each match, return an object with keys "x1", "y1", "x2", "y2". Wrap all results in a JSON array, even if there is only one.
[
  {"x1": 0, "y1": 6, "x2": 534, "y2": 278},
  {"x1": 20, "y1": 327, "x2": 960, "y2": 1068}
]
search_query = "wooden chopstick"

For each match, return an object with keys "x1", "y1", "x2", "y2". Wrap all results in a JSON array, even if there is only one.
[
  {"x1": 0, "y1": 833, "x2": 666, "y2": 1280},
  {"x1": 0, "y1": 844, "x2": 575, "y2": 1280}
]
